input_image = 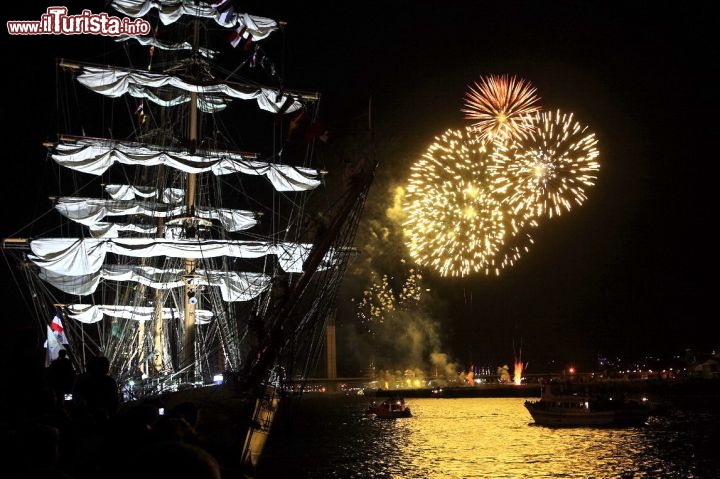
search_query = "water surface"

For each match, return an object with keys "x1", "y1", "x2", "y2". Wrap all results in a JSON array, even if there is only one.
[{"x1": 254, "y1": 395, "x2": 720, "y2": 478}]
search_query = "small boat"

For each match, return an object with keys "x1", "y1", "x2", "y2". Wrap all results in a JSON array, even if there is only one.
[
  {"x1": 524, "y1": 384, "x2": 650, "y2": 427},
  {"x1": 367, "y1": 397, "x2": 412, "y2": 419}
]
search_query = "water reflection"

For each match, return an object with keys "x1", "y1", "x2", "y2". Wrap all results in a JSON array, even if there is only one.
[{"x1": 255, "y1": 395, "x2": 720, "y2": 479}]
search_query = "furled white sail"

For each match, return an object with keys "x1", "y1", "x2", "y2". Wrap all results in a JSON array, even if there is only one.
[
  {"x1": 89, "y1": 222, "x2": 157, "y2": 238},
  {"x1": 115, "y1": 34, "x2": 217, "y2": 59},
  {"x1": 195, "y1": 206, "x2": 259, "y2": 232},
  {"x1": 39, "y1": 265, "x2": 271, "y2": 301},
  {"x1": 111, "y1": 0, "x2": 279, "y2": 35},
  {"x1": 52, "y1": 138, "x2": 322, "y2": 191},
  {"x1": 65, "y1": 304, "x2": 214, "y2": 324},
  {"x1": 55, "y1": 197, "x2": 258, "y2": 232},
  {"x1": 75, "y1": 66, "x2": 302, "y2": 114},
  {"x1": 55, "y1": 197, "x2": 184, "y2": 225},
  {"x1": 105, "y1": 184, "x2": 185, "y2": 204},
  {"x1": 28, "y1": 238, "x2": 314, "y2": 275},
  {"x1": 118, "y1": 86, "x2": 231, "y2": 113}
]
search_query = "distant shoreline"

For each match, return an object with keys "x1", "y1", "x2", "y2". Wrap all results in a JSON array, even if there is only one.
[
  {"x1": 373, "y1": 383, "x2": 541, "y2": 398},
  {"x1": 367, "y1": 377, "x2": 720, "y2": 407}
]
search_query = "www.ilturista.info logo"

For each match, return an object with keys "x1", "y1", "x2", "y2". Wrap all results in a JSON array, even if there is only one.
[{"x1": 7, "y1": 7, "x2": 151, "y2": 36}]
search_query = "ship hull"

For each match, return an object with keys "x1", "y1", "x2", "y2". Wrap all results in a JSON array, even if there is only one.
[{"x1": 524, "y1": 400, "x2": 650, "y2": 427}]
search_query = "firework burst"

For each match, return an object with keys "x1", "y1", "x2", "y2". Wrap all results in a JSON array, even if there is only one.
[
  {"x1": 402, "y1": 127, "x2": 527, "y2": 277},
  {"x1": 461, "y1": 74, "x2": 541, "y2": 142},
  {"x1": 491, "y1": 109, "x2": 600, "y2": 220}
]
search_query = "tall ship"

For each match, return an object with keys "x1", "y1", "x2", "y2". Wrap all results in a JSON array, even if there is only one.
[{"x1": 3, "y1": 0, "x2": 374, "y2": 470}]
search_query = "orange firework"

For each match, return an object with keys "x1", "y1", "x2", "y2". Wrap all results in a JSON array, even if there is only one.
[{"x1": 461, "y1": 74, "x2": 541, "y2": 142}]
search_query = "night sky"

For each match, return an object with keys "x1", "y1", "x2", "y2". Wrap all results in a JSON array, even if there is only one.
[{"x1": 3, "y1": 2, "x2": 715, "y2": 375}]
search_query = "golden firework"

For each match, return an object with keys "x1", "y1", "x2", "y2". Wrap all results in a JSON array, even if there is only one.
[
  {"x1": 491, "y1": 109, "x2": 600, "y2": 220},
  {"x1": 461, "y1": 74, "x2": 541, "y2": 142},
  {"x1": 402, "y1": 127, "x2": 527, "y2": 277}
]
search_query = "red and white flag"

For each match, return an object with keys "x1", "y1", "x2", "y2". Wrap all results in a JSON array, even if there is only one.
[
  {"x1": 50, "y1": 314, "x2": 69, "y2": 345},
  {"x1": 44, "y1": 315, "x2": 69, "y2": 366},
  {"x1": 229, "y1": 25, "x2": 247, "y2": 48},
  {"x1": 45, "y1": 325, "x2": 64, "y2": 366}
]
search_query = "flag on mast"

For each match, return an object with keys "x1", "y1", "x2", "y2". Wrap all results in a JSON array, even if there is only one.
[
  {"x1": 44, "y1": 314, "x2": 69, "y2": 366},
  {"x1": 50, "y1": 314, "x2": 68, "y2": 344}
]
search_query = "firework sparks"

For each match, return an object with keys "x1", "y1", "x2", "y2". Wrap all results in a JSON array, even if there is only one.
[
  {"x1": 491, "y1": 109, "x2": 600, "y2": 220},
  {"x1": 355, "y1": 265, "x2": 426, "y2": 329},
  {"x1": 461, "y1": 74, "x2": 541, "y2": 142},
  {"x1": 483, "y1": 229, "x2": 536, "y2": 276},
  {"x1": 397, "y1": 265, "x2": 424, "y2": 306},
  {"x1": 402, "y1": 127, "x2": 528, "y2": 277},
  {"x1": 356, "y1": 273, "x2": 394, "y2": 327}
]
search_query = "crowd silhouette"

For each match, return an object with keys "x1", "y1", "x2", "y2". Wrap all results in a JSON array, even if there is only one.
[{"x1": 0, "y1": 336, "x2": 226, "y2": 479}]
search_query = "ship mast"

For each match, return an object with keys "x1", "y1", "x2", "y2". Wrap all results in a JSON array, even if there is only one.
[{"x1": 182, "y1": 18, "x2": 201, "y2": 378}]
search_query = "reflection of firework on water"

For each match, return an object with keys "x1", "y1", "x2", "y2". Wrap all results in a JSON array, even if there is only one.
[
  {"x1": 402, "y1": 128, "x2": 527, "y2": 277},
  {"x1": 354, "y1": 264, "x2": 426, "y2": 329},
  {"x1": 491, "y1": 110, "x2": 600, "y2": 220},
  {"x1": 461, "y1": 74, "x2": 541, "y2": 142}
]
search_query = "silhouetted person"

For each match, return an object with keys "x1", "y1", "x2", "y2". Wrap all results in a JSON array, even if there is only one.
[
  {"x1": 72, "y1": 355, "x2": 119, "y2": 423},
  {"x1": 135, "y1": 441, "x2": 222, "y2": 479},
  {"x1": 152, "y1": 415, "x2": 201, "y2": 445},
  {"x1": 47, "y1": 349, "x2": 76, "y2": 408},
  {"x1": 170, "y1": 401, "x2": 199, "y2": 428},
  {"x1": 105, "y1": 440, "x2": 222, "y2": 479},
  {"x1": 155, "y1": 401, "x2": 203, "y2": 445}
]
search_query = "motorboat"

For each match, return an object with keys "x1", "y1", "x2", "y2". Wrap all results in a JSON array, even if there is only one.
[
  {"x1": 524, "y1": 384, "x2": 650, "y2": 427},
  {"x1": 367, "y1": 397, "x2": 412, "y2": 419}
]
